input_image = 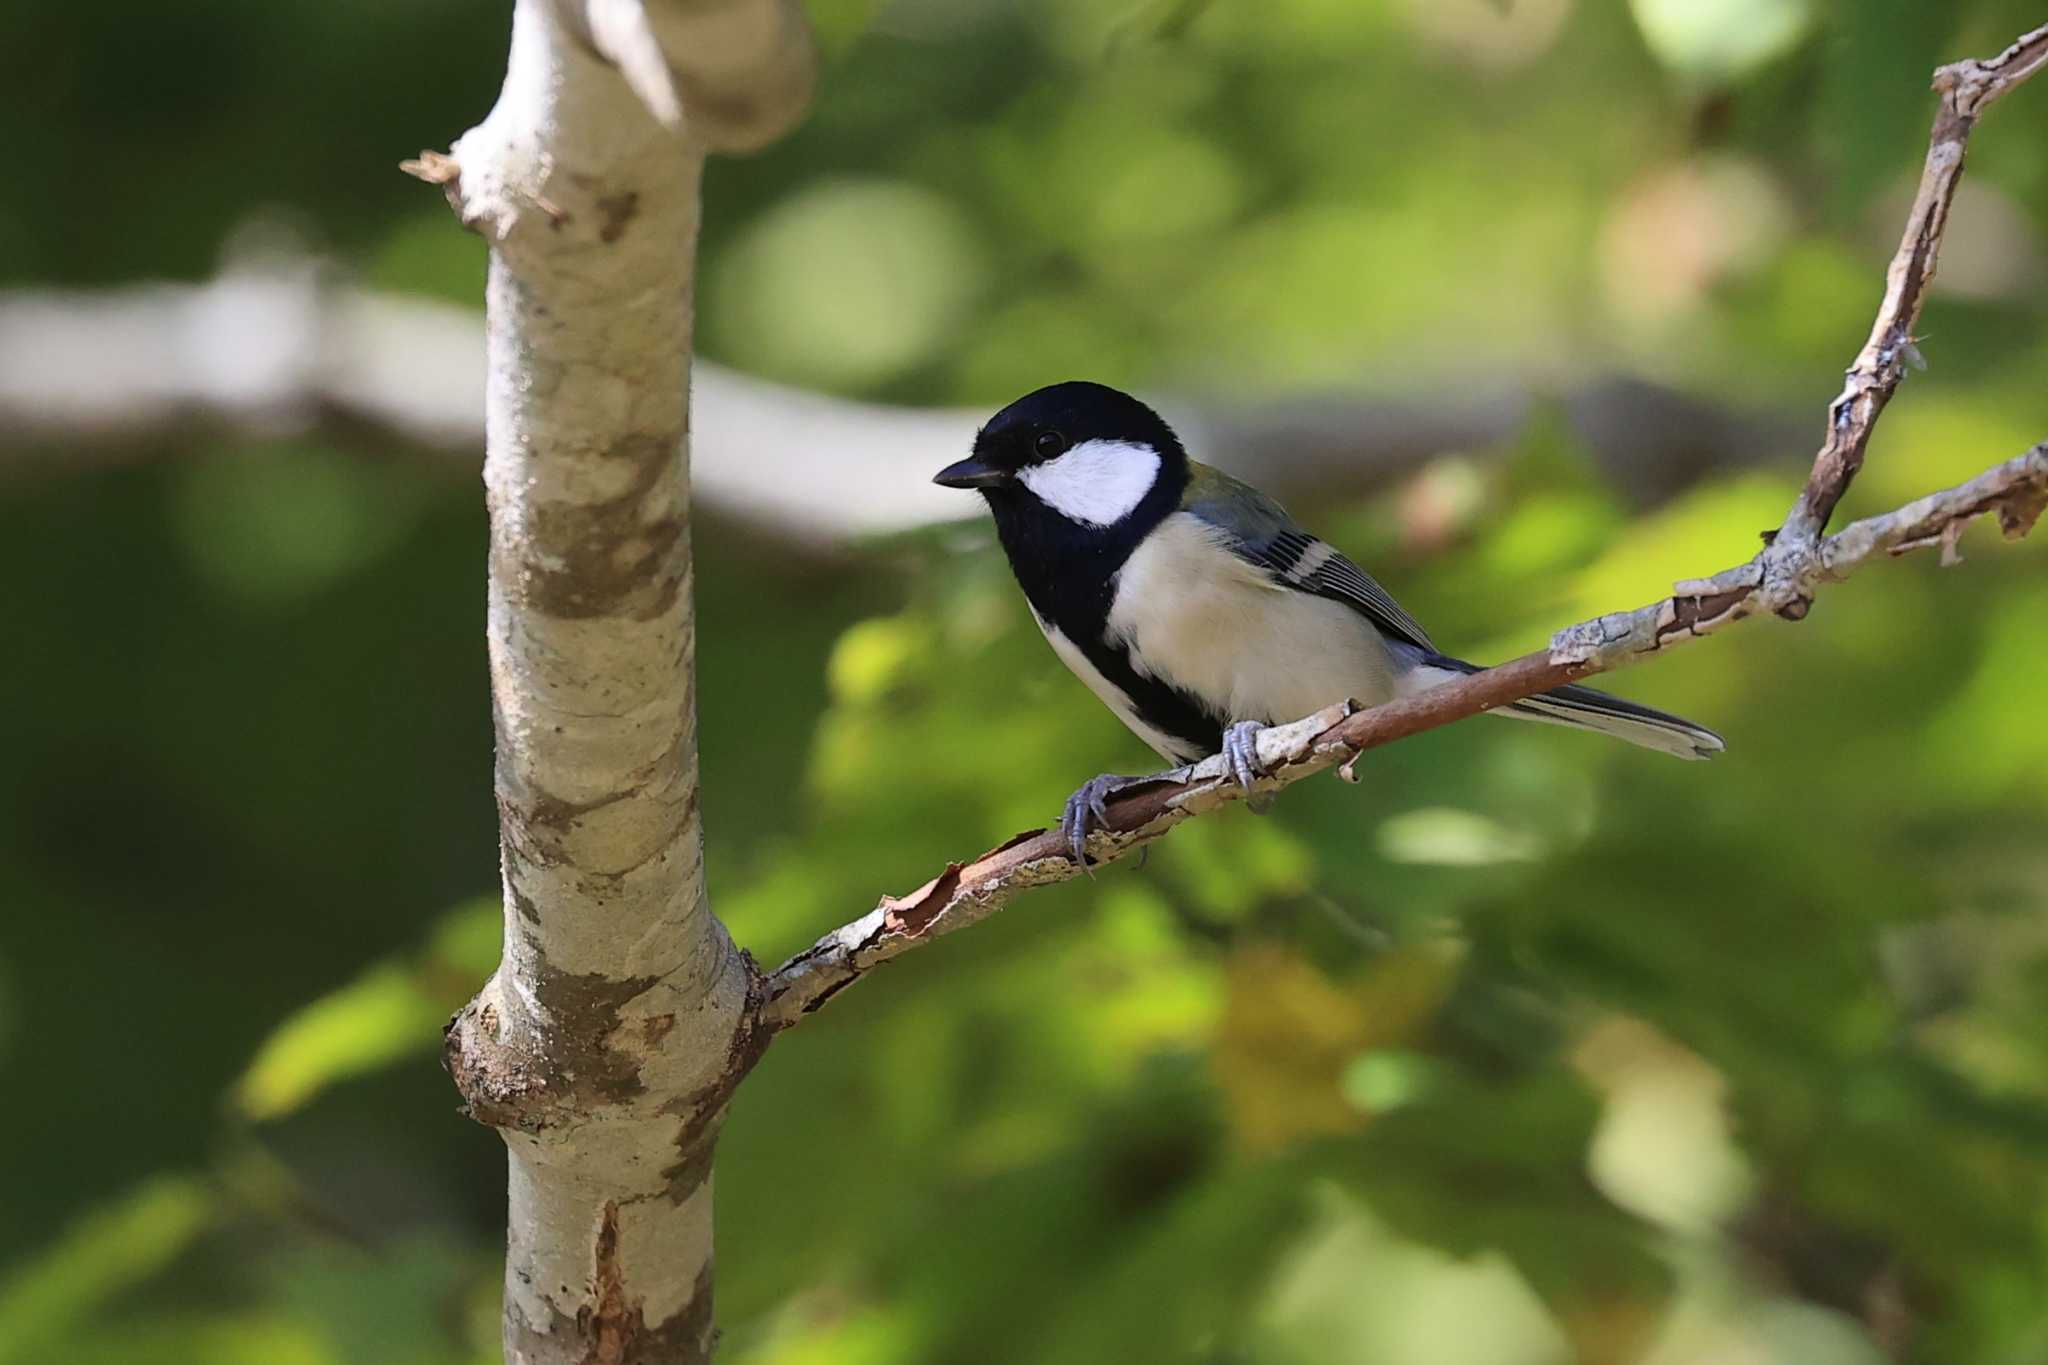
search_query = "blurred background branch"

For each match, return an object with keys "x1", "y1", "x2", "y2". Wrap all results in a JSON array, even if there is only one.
[{"x1": 0, "y1": 260, "x2": 1807, "y2": 544}]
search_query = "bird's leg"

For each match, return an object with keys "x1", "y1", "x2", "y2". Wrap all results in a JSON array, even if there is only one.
[
  {"x1": 1060, "y1": 770, "x2": 1185, "y2": 871},
  {"x1": 1223, "y1": 721, "x2": 1277, "y2": 815},
  {"x1": 1222, "y1": 721, "x2": 1268, "y2": 792}
]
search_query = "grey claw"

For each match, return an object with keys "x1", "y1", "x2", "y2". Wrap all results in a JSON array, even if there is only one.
[
  {"x1": 1059, "y1": 793, "x2": 1089, "y2": 871},
  {"x1": 1222, "y1": 721, "x2": 1268, "y2": 793},
  {"x1": 1060, "y1": 773, "x2": 1144, "y2": 873}
]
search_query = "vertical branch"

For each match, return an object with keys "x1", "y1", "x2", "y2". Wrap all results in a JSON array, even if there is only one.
[
  {"x1": 1782, "y1": 22, "x2": 2048, "y2": 548},
  {"x1": 421, "y1": 1, "x2": 811, "y2": 1362}
]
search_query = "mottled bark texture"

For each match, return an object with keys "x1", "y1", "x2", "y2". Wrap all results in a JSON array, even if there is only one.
[{"x1": 423, "y1": 1, "x2": 810, "y2": 1361}]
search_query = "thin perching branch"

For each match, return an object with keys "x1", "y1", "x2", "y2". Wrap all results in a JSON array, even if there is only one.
[{"x1": 759, "y1": 22, "x2": 2048, "y2": 1031}]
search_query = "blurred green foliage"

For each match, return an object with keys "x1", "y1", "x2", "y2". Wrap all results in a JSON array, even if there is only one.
[{"x1": 3, "y1": 1, "x2": 2048, "y2": 1363}]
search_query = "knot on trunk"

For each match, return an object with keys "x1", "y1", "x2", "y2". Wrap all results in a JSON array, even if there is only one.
[{"x1": 444, "y1": 955, "x2": 774, "y2": 1142}]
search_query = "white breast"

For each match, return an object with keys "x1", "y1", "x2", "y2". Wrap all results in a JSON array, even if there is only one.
[{"x1": 1107, "y1": 513, "x2": 1400, "y2": 726}]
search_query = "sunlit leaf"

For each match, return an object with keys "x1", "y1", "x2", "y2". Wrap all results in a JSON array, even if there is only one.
[
  {"x1": 232, "y1": 964, "x2": 448, "y2": 1121},
  {"x1": 0, "y1": 1177, "x2": 215, "y2": 1365},
  {"x1": 58, "y1": 1316, "x2": 335, "y2": 1365},
  {"x1": 263, "y1": 1235, "x2": 493, "y2": 1365},
  {"x1": 171, "y1": 444, "x2": 429, "y2": 609},
  {"x1": 1214, "y1": 940, "x2": 1463, "y2": 1152},
  {"x1": 827, "y1": 614, "x2": 932, "y2": 707},
  {"x1": 1341, "y1": 1049, "x2": 1443, "y2": 1114},
  {"x1": 802, "y1": 0, "x2": 889, "y2": 60},
  {"x1": 1630, "y1": 0, "x2": 1813, "y2": 83},
  {"x1": 1259, "y1": 1190, "x2": 1576, "y2": 1365},
  {"x1": 1377, "y1": 807, "x2": 1545, "y2": 867},
  {"x1": 708, "y1": 180, "x2": 986, "y2": 390},
  {"x1": 231, "y1": 898, "x2": 498, "y2": 1120}
]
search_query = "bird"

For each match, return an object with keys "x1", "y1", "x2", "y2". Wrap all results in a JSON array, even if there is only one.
[{"x1": 933, "y1": 381, "x2": 1724, "y2": 867}]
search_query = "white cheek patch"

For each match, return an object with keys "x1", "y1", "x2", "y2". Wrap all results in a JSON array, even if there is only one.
[{"x1": 1017, "y1": 440, "x2": 1161, "y2": 527}]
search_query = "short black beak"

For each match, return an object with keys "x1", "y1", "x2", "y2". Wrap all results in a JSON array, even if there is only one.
[{"x1": 933, "y1": 457, "x2": 1009, "y2": 490}]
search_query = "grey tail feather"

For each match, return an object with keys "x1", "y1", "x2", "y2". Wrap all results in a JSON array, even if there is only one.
[{"x1": 1422, "y1": 653, "x2": 1725, "y2": 761}]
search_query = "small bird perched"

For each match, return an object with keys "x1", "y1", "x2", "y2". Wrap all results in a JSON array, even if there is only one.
[{"x1": 934, "y1": 381, "x2": 1724, "y2": 865}]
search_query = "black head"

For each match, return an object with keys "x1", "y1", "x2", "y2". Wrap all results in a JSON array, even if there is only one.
[
  {"x1": 933, "y1": 382, "x2": 1188, "y2": 535},
  {"x1": 934, "y1": 382, "x2": 1192, "y2": 632}
]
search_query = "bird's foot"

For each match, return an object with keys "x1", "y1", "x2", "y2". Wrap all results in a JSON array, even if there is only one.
[
  {"x1": 1223, "y1": 721, "x2": 1277, "y2": 814},
  {"x1": 1222, "y1": 721, "x2": 1269, "y2": 793},
  {"x1": 1060, "y1": 771, "x2": 1177, "y2": 872},
  {"x1": 1058, "y1": 727, "x2": 1268, "y2": 872}
]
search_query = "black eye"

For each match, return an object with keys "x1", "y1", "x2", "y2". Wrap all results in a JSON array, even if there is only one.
[{"x1": 1034, "y1": 429, "x2": 1067, "y2": 459}]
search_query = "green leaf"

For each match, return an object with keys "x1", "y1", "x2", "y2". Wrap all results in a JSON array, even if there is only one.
[
  {"x1": 231, "y1": 898, "x2": 499, "y2": 1121},
  {"x1": 231, "y1": 963, "x2": 449, "y2": 1121},
  {"x1": 0, "y1": 1177, "x2": 216, "y2": 1365},
  {"x1": 1631, "y1": 0, "x2": 1814, "y2": 83},
  {"x1": 1319, "y1": 1071, "x2": 1671, "y2": 1318},
  {"x1": 58, "y1": 1316, "x2": 336, "y2": 1365}
]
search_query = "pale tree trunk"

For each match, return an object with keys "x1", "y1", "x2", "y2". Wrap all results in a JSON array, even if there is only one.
[{"x1": 425, "y1": 1, "x2": 810, "y2": 1360}]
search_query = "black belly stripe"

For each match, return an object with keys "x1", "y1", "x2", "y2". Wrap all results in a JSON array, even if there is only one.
[
  {"x1": 1074, "y1": 631, "x2": 1223, "y2": 765},
  {"x1": 982, "y1": 481, "x2": 1225, "y2": 764}
]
